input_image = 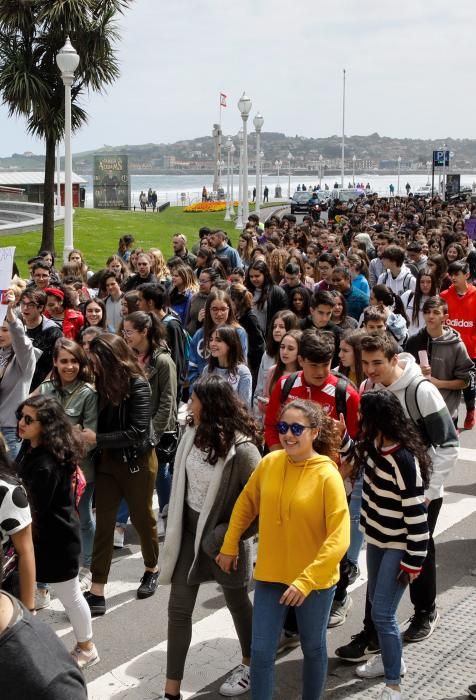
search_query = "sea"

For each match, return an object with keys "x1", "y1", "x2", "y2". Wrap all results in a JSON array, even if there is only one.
[{"x1": 82, "y1": 172, "x2": 476, "y2": 209}]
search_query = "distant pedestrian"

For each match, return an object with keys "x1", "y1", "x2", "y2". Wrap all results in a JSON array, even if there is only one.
[
  {"x1": 202, "y1": 186, "x2": 208, "y2": 202},
  {"x1": 252, "y1": 187, "x2": 256, "y2": 202},
  {"x1": 389, "y1": 184, "x2": 395, "y2": 196},
  {"x1": 405, "y1": 182, "x2": 411, "y2": 196},
  {"x1": 139, "y1": 191, "x2": 147, "y2": 211},
  {"x1": 151, "y1": 191, "x2": 157, "y2": 212},
  {"x1": 263, "y1": 186, "x2": 269, "y2": 203}
]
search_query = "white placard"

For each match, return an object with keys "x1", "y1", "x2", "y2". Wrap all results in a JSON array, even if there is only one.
[{"x1": 0, "y1": 246, "x2": 16, "y2": 325}]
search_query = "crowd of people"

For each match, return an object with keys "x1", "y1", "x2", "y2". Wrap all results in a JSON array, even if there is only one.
[{"x1": 1, "y1": 190, "x2": 476, "y2": 699}]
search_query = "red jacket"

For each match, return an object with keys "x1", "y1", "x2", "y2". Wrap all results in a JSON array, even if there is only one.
[
  {"x1": 264, "y1": 370, "x2": 360, "y2": 448},
  {"x1": 440, "y1": 284, "x2": 476, "y2": 358},
  {"x1": 44, "y1": 308, "x2": 84, "y2": 341}
]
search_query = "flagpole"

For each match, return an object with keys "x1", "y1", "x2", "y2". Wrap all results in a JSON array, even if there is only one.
[{"x1": 341, "y1": 68, "x2": 346, "y2": 189}]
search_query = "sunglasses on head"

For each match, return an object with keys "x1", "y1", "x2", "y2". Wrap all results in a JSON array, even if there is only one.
[{"x1": 277, "y1": 421, "x2": 312, "y2": 437}]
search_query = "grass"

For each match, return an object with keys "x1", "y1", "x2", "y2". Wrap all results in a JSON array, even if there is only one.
[{"x1": 1, "y1": 207, "x2": 252, "y2": 276}]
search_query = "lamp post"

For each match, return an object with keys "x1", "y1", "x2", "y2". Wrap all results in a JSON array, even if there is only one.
[
  {"x1": 56, "y1": 36, "x2": 79, "y2": 263},
  {"x1": 235, "y1": 129, "x2": 244, "y2": 230},
  {"x1": 426, "y1": 160, "x2": 432, "y2": 185},
  {"x1": 397, "y1": 155, "x2": 402, "y2": 196},
  {"x1": 287, "y1": 152, "x2": 293, "y2": 198},
  {"x1": 224, "y1": 141, "x2": 232, "y2": 220},
  {"x1": 352, "y1": 154, "x2": 356, "y2": 186},
  {"x1": 259, "y1": 150, "x2": 264, "y2": 204},
  {"x1": 217, "y1": 159, "x2": 225, "y2": 196},
  {"x1": 253, "y1": 112, "x2": 264, "y2": 217},
  {"x1": 238, "y1": 92, "x2": 252, "y2": 226},
  {"x1": 230, "y1": 142, "x2": 236, "y2": 216},
  {"x1": 275, "y1": 159, "x2": 282, "y2": 186},
  {"x1": 319, "y1": 154, "x2": 323, "y2": 190}
]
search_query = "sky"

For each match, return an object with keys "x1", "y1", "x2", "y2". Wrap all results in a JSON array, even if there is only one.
[{"x1": 0, "y1": 0, "x2": 474, "y2": 157}]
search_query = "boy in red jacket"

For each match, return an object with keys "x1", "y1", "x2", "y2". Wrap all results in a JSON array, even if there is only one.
[
  {"x1": 264, "y1": 329, "x2": 360, "y2": 449},
  {"x1": 440, "y1": 260, "x2": 476, "y2": 429}
]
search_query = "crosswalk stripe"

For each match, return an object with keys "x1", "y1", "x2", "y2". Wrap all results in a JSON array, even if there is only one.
[{"x1": 86, "y1": 483, "x2": 476, "y2": 698}]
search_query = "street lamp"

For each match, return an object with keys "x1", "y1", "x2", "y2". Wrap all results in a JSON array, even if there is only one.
[
  {"x1": 426, "y1": 160, "x2": 432, "y2": 185},
  {"x1": 259, "y1": 150, "x2": 264, "y2": 203},
  {"x1": 253, "y1": 112, "x2": 264, "y2": 217},
  {"x1": 275, "y1": 160, "x2": 282, "y2": 185},
  {"x1": 238, "y1": 92, "x2": 252, "y2": 226},
  {"x1": 217, "y1": 159, "x2": 225, "y2": 195},
  {"x1": 352, "y1": 154, "x2": 356, "y2": 186},
  {"x1": 397, "y1": 156, "x2": 402, "y2": 196},
  {"x1": 56, "y1": 36, "x2": 79, "y2": 263},
  {"x1": 230, "y1": 142, "x2": 236, "y2": 217},
  {"x1": 319, "y1": 154, "x2": 323, "y2": 190},
  {"x1": 235, "y1": 129, "x2": 244, "y2": 230},
  {"x1": 287, "y1": 152, "x2": 293, "y2": 198},
  {"x1": 224, "y1": 140, "x2": 232, "y2": 220}
]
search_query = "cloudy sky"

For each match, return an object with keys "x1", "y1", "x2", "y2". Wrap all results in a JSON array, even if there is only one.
[{"x1": 0, "y1": 0, "x2": 473, "y2": 157}]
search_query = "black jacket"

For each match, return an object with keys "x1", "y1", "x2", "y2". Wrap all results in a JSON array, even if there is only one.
[
  {"x1": 122, "y1": 272, "x2": 158, "y2": 292},
  {"x1": 96, "y1": 376, "x2": 155, "y2": 455},
  {"x1": 264, "y1": 285, "x2": 288, "y2": 333},
  {"x1": 16, "y1": 446, "x2": 80, "y2": 583},
  {"x1": 238, "y1": 309, "x2": 265, "y2": 383}
]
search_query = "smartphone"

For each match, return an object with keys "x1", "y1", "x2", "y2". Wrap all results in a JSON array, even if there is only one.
[
  {"x1": 397, "y1": 569, "x2": 411, "y2": 587},
  {"x1": 418, "y1": 350, "x2": 429, "y2": 367},
  {"x1": 256, "y1": 396, "x2": 269, "y2": 405}
]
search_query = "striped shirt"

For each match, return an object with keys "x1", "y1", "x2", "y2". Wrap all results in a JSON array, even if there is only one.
[{"x1": 341, "y1": 435, "x2": 429, "y2": 572}]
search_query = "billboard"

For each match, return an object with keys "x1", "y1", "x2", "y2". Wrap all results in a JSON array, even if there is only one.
[
  {"x1": 445, "y1": 174, "x2": 460, "y2": 197},
  {"x1": 93, "y1": 155, "x2": 130, "y2": 209}
]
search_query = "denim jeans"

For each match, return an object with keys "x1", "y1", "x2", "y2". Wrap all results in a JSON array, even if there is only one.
[
  {"x1": 77, "y1": 482, "x2": 96, "y2": 568},
  {"x1": 156, "y1": 462, "x2": 171, "y2": 513},
  {"x1": 116, "y1": 498, "x2": 129, "y2": 528},
  {"x1": 1, "y1": 427, "x2": 21, "y2": 459},
  {"x1": 366, "y1": 544, "x2": 407, "y2": 685},
  {"x1": 347, "y1": 476, "x2": 364, "y2": 565},
  {"x1": 251, "y1": 581, "x2": 335, "y2": 700}
]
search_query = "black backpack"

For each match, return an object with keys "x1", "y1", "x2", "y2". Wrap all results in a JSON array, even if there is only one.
[{"x1": 280, "y1": 371, "x2": 349, "y2": 420}]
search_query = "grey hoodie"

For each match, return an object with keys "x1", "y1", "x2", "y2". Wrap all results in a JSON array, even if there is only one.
[
  {"x1": 406, "y1": 328, "x2": 474, "y2": 416},
  {"x1": 363, "y1": 353, "x2": 459, "y2": 501},
  {"x1": 0, "y1": 318, "x2": 36, "y2": 427}
]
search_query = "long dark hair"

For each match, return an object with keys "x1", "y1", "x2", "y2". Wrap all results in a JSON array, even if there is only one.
[
  {"x1": 88, "y1": 333, "x2": 146, "y2": 404},
  {"x1": 352, "y1": 389, "x2": 432, "y2": 487},
  {"x1": 125, "y1": 311, "x2": 166, "y2": 353},
  {"x1": 16, "y1": 395, "x2": 82, "y2": 473},
  {"x1": 289, "y1": 287, "x2": 311, "y2": 319},
  {"x1": 207, "y1": 325, "x2": 245, "y2": 376},
  {"x1": 52, "y1": 338, "x2": 93, "y2": 386},
  {"x1": 83, "y1": 298, "x2": 107, "y2": 329},
  {"x1": 338, "y1": 330, "x2": 366, "y2": 387},
  {"x1": 268, "y1": 329, "x2": 302, "y2": 394},
  {"x1": 410, "y1": 269, "x2": 438, "y2": 325},
  {"x1": 372, "y1": 284, "x2": 409, "y2": 327},
  {"x1": 265, "y1": 309, "x2": 298, "y2": 356},
  {"x1": 190, "y1": 375, "x2": 261, "y2": 464},
  {"x1": 203, "y1": 290, "x2": 238, "y2": 345},
  {"x1": 245, "y1": 259, "x2": 275, "y2": 309}
]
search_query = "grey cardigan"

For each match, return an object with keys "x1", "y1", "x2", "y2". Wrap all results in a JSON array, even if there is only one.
[
  {"x1": 159, "y1": 425, "x2": 261, "y2": 588},
  {"x1": 0, "y1": 317, "x2": 36, "y2": 427}
]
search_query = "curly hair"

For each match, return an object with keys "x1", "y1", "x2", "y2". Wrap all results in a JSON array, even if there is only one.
[
  {"x1": 16, "y1": 395, "x2": 82, "y2": 473},
  {"x1": 190, "y1": 375, "x2": 262, "y2": 464},
  {"x1": 279, "y1": 399, "x2": 341, "y2": 464},
  {"x1": 352, "y1": 389, "x2": 433, "y2": 487}
]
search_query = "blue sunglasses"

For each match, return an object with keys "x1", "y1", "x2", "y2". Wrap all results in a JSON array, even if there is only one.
[{"x1": 277, "y1": 421, "x2": 312, "y2": 437}]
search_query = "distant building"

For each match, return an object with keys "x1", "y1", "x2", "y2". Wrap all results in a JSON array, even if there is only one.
[{"x1": 0, "y1": 171, "x2": 86, "y2": 206}]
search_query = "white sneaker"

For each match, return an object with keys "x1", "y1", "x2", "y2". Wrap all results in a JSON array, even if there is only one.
[
  {"x1": 79, "y1": 567, "x2": 92, "y2": 592},
  {"x1": 219, "y1": 664, "x2": 250, "y2": 696},
  {"x1": 328, "y1": 595, "x2": 353, "y2": 628},
  {"x1": 380, "y1": 687, "x2": 402, "y2": 700},
  {"x1": 113, "y1": 526, "x2": 125, "y2": 548},
  {"x1": 71, "y1": 643, "x2": 100, "y2": 669},
  {"x1": 35, "y1": 588, "x2": 50, "y2": 610},
  {"x1": 356, "y1": 653, "x2": 406, "y2": 678}
]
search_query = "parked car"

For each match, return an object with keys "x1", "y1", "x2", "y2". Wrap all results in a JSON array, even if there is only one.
[
  {"x1": 413, "y1": 184, "x2": 433, "y2": 198},
  {"x1": 290, "y1": 191, "x2": 312, "y2": 214}
]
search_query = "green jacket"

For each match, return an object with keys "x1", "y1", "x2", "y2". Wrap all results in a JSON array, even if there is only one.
[
  {"x1": 146, "y1": 346, "x2": 177, "y2": 438},
  {"x1": 38, "y1": 379, "x2": 98, "y2": 482}
]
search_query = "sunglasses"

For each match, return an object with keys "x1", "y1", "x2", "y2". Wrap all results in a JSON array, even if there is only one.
[
  {"x1": 15, "y1": 411, "x2": 39, "y2": 425},
  {"x1": 277, "y1": 421, "x2": 313, "y2": 437}
]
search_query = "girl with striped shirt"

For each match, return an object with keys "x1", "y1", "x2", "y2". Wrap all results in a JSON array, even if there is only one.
[{"x1": 341, "y1": 389, "x2": 431, "y2": 700}]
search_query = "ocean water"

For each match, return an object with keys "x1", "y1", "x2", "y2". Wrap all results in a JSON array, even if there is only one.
[{"x1": 82, "y1": 172, "x2": 476, "y2": 208}]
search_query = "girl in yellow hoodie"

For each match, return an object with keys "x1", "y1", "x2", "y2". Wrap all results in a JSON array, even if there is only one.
[{"x1": 217, "y1": 398, "x2": 350, "y2": 700}]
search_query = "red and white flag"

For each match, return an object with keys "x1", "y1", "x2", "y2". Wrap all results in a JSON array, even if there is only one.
[{"x1": 220, "y1": 92, "x2": 227, "y2": 107}]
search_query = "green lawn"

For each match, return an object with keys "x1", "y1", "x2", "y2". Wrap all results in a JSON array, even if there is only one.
[{"x1": 2, "y1": 207, "x2": 246, "y2": 276}]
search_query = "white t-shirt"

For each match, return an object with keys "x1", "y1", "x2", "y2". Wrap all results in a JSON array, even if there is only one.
[{"x1": 185, "y1": 444, "x2": 215, "y2": 512}]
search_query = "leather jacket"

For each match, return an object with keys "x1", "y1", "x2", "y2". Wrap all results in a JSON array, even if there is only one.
[{"x1": 96, "y1": 376, "x2": 155, "y2": 455}]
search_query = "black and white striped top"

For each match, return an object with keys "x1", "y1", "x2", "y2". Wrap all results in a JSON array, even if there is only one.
[{"x1": 341, "y1": 435, "x2": 429, "y2": 572}]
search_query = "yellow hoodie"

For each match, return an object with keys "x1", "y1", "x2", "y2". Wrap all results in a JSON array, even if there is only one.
[{"x1": 221, "y1": 450, "x2": 350, "y2": 596}]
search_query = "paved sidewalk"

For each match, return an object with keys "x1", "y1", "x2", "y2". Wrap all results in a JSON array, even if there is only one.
[{"x1": 325, "y1": 574, "x2": 476, "y2": 700}]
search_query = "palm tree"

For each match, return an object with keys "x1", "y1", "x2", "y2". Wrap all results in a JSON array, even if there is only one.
[{"x1": 0, "y1": 0, "x2": 132, "y2": 252}]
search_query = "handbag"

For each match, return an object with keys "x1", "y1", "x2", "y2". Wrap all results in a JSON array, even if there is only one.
[{"x1": 156, "y1": 426, "x2": 180, "y2": 463}]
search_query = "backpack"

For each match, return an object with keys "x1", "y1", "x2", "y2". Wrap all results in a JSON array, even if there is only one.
[
  {"x1": 280, "y1": 371, "x2": 349, "y2": 420},
  {"x1": 162, "y1": 312, "x2": 192, "y2": 364},
  {"x1": 384, "y1": 269, "x2": 413, "y2": 293},
  {"x1": 362, "y1": 374, "x2": 431, "y2": 445}
]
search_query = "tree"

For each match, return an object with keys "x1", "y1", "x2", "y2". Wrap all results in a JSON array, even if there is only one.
[{"x1": 0, "y1": 0, "x2": 132, "y2": 253}]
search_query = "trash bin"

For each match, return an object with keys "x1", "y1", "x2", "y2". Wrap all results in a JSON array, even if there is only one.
[
  {"x1": 180, "y1": 192, "x2": 186, "y2": 205},
  {"x1": 275, "y1": 186, "x2": 282, "y2": 199},
  {"x1": 217, "y1": 187, "x2": 225, "y2": 201}
]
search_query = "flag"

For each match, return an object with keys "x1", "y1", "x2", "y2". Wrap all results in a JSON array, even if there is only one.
[{"x1": 220, "y1": 92, "x2": 227, "y2": 108}]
